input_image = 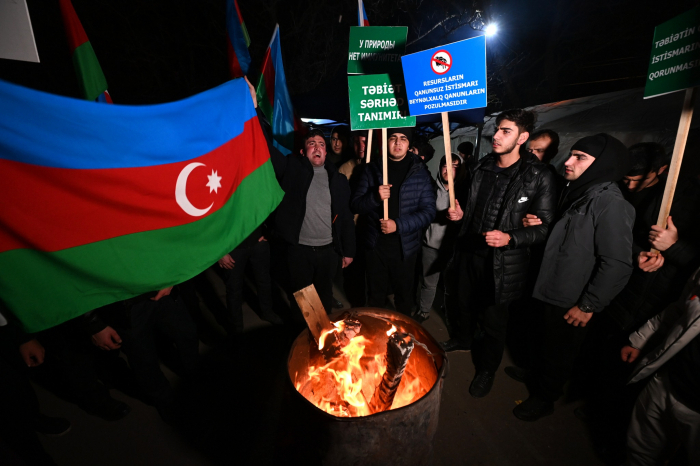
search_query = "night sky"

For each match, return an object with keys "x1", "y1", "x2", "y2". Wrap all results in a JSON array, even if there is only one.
[{"x1": 0, "y1": 0, "x2": 697, "y2": 118}]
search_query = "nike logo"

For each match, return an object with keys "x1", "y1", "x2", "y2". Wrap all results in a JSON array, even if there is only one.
[{"x1": 517, "y1": 197, "x2": 529, "y2": 203}]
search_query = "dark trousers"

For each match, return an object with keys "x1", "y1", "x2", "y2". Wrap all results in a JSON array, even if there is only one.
[
  {"x1": 32, "y1": 321, "x2": 117, "y2": 411},
  {"x1": 343, "y1": 247, "x2": 367, "y2": 308},
  {"x1": 0, "y1": 329, "x2": 56, "y2": 465},
  {"x1": 117, "y1": 295, "x2": 199, "y2": 404},
  {"x1": 530, "y1": 302, "x2": 589, "y2": 402},
  {"x1": 225, "y1": 240, "x2": 275, "y2": 332},
  {"x1": 445, "y1": 250, "x2": 510, "y2": 372},
  {"x1": 366, "y1": 246, "x2": 417, "y2": 316},
  {"x1": 288, "y1": 243, "x2": 339, "y2": 315}
]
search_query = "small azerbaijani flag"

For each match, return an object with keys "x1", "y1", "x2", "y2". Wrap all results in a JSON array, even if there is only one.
[
  {"x1": 358, "y1": 0, "x2": 370, "y2": 26},
  {"x1": 0, "y1": 78, "x2": 284, "y2": 332},
  {"x1": 58, "y1": 0, "x2": 111, "y2": 103},
  {"x1": 226, "y1": 0, "x2": 252, "y2": 78},
  {"x1": 256, "y1": 25, "x2": 295, "y2": 155}
]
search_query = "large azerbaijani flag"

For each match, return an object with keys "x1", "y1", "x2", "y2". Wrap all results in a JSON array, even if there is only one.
[
  {"x1": 58, "y1": 0, "x2": 111, "y2": 103},
  {"x1": 0, "y1": 78, "x2": 283, "y2": 333},
  {"x1": 256, "y1": 24, "x2": 295, "y2": 155},
  {"x1": 226, "y1": 0, "x2": 251, "y2": 78}
]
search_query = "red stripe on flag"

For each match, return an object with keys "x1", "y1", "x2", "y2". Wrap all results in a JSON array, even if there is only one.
[
  {"x1": 260, "y1": 47, "x2": 276, "y2": 108},
  {"x1": 0, "y1": 118, "x2": 269, "y2": 254},
  {"x1": 59, "y1": 0, "x2": 89, "y2": 52},
  {"x1": 227, "y1": 40, "x2": 244, "y2": 78}
]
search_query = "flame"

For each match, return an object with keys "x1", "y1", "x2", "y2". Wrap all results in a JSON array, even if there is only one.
[
  {"x1": 296, "y1": 319, "x2": 430, "y2": 417},
  {"x1": 319, "y1": 321, "x2": 344, "y2": 350}
]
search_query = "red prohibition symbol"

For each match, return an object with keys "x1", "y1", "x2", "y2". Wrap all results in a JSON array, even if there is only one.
[{"x1": 431, "y1": 50, "x2": 452, "y2": 75}]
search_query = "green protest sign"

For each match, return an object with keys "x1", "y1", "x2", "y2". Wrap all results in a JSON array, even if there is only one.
[
  {"x1": 347, "y1": 26, "x2": 408, "y2": 75},
  {"x1": 348, "y1": 74, "x2": 416, "y2": 130},
  {"x1": 644, "y1": 5, "x2": 700, "y2": 99}
]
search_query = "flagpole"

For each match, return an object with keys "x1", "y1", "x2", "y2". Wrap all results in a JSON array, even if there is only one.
[
  {"x1": 358, "y1": 0, "x2": 364, "y2": 26},
  {"x1": 268, "y1": 24, "x2": 279, "y2": 48}
]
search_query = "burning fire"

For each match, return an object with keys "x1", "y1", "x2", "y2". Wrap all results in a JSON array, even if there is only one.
[{"x1": 295, "y1": 320, "x2": 429, "y2": 417}]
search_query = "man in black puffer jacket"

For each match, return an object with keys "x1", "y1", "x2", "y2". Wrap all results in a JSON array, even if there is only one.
[
  {"x1": 351, "y1": 127, "x2": 436, "y2": 316},
  {"x1": 441, "y1": 108, "x2": 557, "y2": 399},
  {"x1": 513, "y1": 133, "x2": 635, "y2": 422}
]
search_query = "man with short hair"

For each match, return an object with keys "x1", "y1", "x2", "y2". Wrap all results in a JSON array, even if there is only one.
[
  {"x1": 458, "y1": 141, "x2": 475, "y2": 166},
  {"x1": 526, "y1": 129, "x2": 559, "y2": 164},
  {"x1": 328, "y1": 125, "x2": 350, "y2": 167},
  {"x1": 513, "y1": 133, "x2": 635, "y2": 421},
  {"x1": 441, "y1": 108, "x2": 557, "y2": 399},
  {"x1": 351, "y1": 127, "x2": 436, "y2": 316},
  {"x1": 270, "y1": 129, "x2": 355, "y2": 314}
]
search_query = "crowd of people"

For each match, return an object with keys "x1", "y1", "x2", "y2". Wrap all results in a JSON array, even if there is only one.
[{"x1": 2, "y1": 85, "x2": 700, "y2": 466}]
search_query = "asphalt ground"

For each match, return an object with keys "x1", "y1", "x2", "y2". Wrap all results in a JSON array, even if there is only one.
[{"x1": 33, "y1": 268, "x2": 607, "y2": 466}]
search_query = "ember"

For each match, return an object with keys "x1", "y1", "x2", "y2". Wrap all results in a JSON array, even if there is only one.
[{"x1": 292, "y1": 311, "x2": 439, "y2": 418}]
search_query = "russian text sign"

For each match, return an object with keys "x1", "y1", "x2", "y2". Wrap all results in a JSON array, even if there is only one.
[
  {"x1": 645, "y1": 6, "x2": 700, "y2": 99},
  {"x1": 401, "y1": 35, "x2": 487, "y2": 116},
  {"x1": 348, "y1": 74, "x2": 416, "y2": 130},
  {"x1": 348, "y1": 26, "x2": 408, "y2": 75}
]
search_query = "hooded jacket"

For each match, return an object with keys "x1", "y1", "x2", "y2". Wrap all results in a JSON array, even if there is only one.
[
  {"x1": 628, "y1": 266, "x2": 700, "y2": 384},
  {"x1": 534, "y1": 134, "x2": 635, "y2": 312}
]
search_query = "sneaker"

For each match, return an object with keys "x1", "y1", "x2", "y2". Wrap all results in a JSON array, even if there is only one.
[
  {"x1": 31, "y1": 414, "x2": 71, "y2": 436},
  {"x1": 412, "y1": 311, "x2": 430, "y2": 324},
  {"x1": 513, "y1": 397, "x2": 554, "y2": 422},
  {"x1": 504, "y1": 365, "x2": 529, "y2": 384},
  {"x1": 469, "y1": 370, "x2": 495, "y2": 398},
  {"x1": 439, "y1": 339, "x2": 471, "y2": 353}
]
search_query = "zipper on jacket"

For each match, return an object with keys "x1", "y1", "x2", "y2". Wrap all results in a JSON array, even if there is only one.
[{"x1": 560, "y1": 217, "x2": 572, "y2": 250}]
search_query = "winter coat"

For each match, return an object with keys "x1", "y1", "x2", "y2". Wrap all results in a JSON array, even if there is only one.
[
  {"x1": 456, "y1": 152, "x2": 557, "y2": 303},
  {"x1": 533, "y1": 182, "x2": 635, "y2": 312},
  {"x1": 351, "y1": 154, "x2": 436, "y2": 259},
  {"x1": 606, "y1": 177, "x2": 700, "y2": 332},
  {"x1": 628, "y1": 266, "x2": 700, "y2": 384},
  {"x1": 269, "y1": 152, "x2": 355, "y2": 259}
]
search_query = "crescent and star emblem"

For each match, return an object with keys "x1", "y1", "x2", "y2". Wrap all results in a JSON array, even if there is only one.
[{"x1": 175, "y1": 162, "x2": 222, "y2": 217}]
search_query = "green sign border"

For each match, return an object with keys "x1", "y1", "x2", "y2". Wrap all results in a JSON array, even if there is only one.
[
  {"x1": 347, "y1": 26, "x2": 408, "y2": 75},
  {"x1": 348, "y1": 73, "x2": 416, "y2": 130},
  {"x1": 644, "y1": 6, "x2": 700, "y2": 99}
]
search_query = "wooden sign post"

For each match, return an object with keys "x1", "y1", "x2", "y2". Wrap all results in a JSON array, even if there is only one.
[
  {"x1": 366, "y1": 128, "x2": 373, "y2": 163},
  {"x1": 651, "y1": 87, "x2": 696, "y2": 254},
  {"x1": 441, "y1": 112, "x2": 456, "y2": 210},
  {"x1": 382, "y1": 128, "x2": 389, "y2": 220}
]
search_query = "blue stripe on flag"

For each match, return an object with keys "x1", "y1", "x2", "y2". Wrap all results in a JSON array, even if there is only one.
[{"x1": 0, "y1": 79, "x2": 256, "y2": 169}]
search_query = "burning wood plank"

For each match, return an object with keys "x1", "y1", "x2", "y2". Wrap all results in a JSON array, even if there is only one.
[
  {"x1": 293, "y1": 284, "x2": 334, "y2": 346},
  {"x1": 369, "y1": 332, "x2": 414, "y2": 414}
]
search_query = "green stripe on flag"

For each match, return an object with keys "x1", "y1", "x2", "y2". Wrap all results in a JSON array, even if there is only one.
[
  {"x1": 256, "y1": 81, "x2": 273, "y2": 123},
  {"x1": 0, "y1": 160, "x2": 283, "y2": 333},
  {"x1": 72, "y1": 41, "x2": 108, "y2": 101}
]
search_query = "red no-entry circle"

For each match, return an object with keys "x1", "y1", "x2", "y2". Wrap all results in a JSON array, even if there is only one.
[{"x1": 431, "y1": 50, "x2": 452, "y2": 75}]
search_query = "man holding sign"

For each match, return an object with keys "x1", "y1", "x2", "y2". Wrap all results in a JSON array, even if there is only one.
[
  {"x1": 441, "y1": 109, "x2": 557, "y2": 399},
  {"x1": 351, "y1": 127, "x2": 436, "y2": 316}
]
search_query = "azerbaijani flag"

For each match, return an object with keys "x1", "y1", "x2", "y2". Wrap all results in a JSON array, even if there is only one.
[
  {"x1": 58, "y1": 0, "x2": 111, "y2": 102},
  {"x1": 226, "y1": 0, "x2": 252, "y2": 78},
  {"x1": 0, "y1": 78, "x2": 283, "y2": 333},
  {"x1": 358, "y1": 0, "x2": 370, "y2": 26},
  {"x1": 256, "y1": 25, "x2": 295, "y2": 155}
]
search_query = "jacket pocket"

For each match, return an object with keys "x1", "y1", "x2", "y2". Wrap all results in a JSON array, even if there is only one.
[{"x1": 559, "y1": 217, "x2": 572, "y2": 252}]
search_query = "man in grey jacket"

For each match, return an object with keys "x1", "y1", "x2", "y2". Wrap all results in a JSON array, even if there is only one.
[
  {"x1": 621, "y1": 267, "x2": 700, "y2": 466},
  {"x1": 513, "y1": 133, "x2": 635, "y2": 421}
]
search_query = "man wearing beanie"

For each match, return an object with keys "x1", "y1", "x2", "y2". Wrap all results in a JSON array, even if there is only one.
[
  {"x1": 513, "y1": 133, "x2": 635, "y2": 421},
  {"x1": 351, "y1": 127, "x2": 436, "y2": 316},
  {"x1": 440, "y1": 108, "x2": 557, "y2": 399}
]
